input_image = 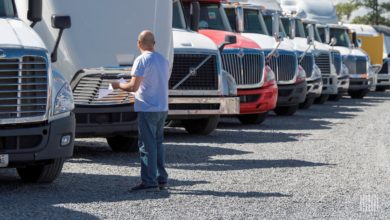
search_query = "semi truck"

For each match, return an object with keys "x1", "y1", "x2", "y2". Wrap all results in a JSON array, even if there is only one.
[
  {"x1": 17, "y1": 0, "x2": 240, "y2": 152},
  {"x1": 224, "y1": 0, "x2": 307, "y2": 115},
  {"x1": 282, "y1": 0, "x2": 371, "y2": 99},
  {"x1": 170, "y1": 0, "x2": 239, "y2": 134},
  {"x1": 182, "y1": 0, "x2": 279, "y2": 124},
  {"x1": 1, "y1": 0, "x2": 75, "y2": 183},
  {"x1": 280, "y1": 16, "x2": 323, "y2": 108}
]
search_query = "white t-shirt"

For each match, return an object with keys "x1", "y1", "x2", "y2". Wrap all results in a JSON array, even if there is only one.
[{"x1": 131, "y1": 51, "x2": 170, "y2": 112}]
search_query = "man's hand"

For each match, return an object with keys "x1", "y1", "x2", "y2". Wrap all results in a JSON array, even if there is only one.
[{"x1": 111, "y1": 81, "x2": 121, "y2": 90}]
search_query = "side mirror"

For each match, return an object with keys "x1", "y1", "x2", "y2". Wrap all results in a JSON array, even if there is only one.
[
  {"x1": 356, "y1": 39, "x2": 362, "y2": 48},
  {"x1": 307, "y1": 36, "x2": 314, "y2": 45},
  {"x1": 219, "y1": 35, "x2": 237, "y2": 53},
  {"x1": 325, "y1": 27, "x2": 330, "y2": 44},
  {"x1": 236, "y1": 6, "x2": 245, "y2": 33},
  {"x1": 51, "y1": 15, "x2": 71, "y2": 63},
  {"x1": 272, "y1": 13, "x2": 280, "y2": 37},
  {"x1": 190, "y1": 1, "x2": 200, "y2": 32},
  {"x1": 274, "y1": 32, "x2": 284, "y2": 43},
  {"x1": 351, "y1": 32, "x2": 358, "y2": 47},
  {"x1": 290, "y1": 18, "x2": 296, "y2": 39},
  {"x1": 329, "y1": 37, "x2": 337, "y2": 46},
  {"x1": 28, "y1": 0, "x2": 42, "y2": 28}
]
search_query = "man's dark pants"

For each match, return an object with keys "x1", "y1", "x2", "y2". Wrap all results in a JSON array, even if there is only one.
[{"x1": 137, "y1": 111, "x2": 168, "y2": 187}]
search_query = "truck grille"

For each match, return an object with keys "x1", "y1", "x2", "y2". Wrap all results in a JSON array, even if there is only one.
[
  {"x1": 221, "y1": 49, "x2": 264, "y2": 88},
  {"x1": 266, "y1": 52, "x2": 297, "y2": 82},
  {"x1": 315, "y1": 52, "x2": 331, "y2": 76},
  {"x1": 331, "y1": 51, "x2": 342, "y2": 75},
  {"x1": 300, "y1": 54, "x2": 314, "y2": 78},
  {"x1": 73, "y1": 74, "x2": 134, "y2": 105},
  {"x1": 344, "y1": 56, "x2": 368, "y2": 75},
  {"x1": 0, "y1": 56, "x2": 48, "y2": 120},
  {"x1": 170, "y1": 53, "x2": 218, "y2": 90}
]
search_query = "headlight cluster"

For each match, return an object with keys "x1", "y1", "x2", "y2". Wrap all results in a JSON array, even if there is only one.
[
  {"x1": 54, "y1": 83, "x2": 75, "y2": 115},
  {"x1": 312, "y1": 64, "x2": 322, "y2": 80}
]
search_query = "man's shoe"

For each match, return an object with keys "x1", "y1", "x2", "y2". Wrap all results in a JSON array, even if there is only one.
[
  {"x1": 129, "y1": 184, "x2": 159, "y2": 192},
  {"x1": 159, "y1": 182, "x2": 168, "y2": 190}
]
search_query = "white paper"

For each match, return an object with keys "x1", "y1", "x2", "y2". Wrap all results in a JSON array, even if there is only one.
[{"x1": 98, "y1": 84, "x2": 114, "y2": 99}]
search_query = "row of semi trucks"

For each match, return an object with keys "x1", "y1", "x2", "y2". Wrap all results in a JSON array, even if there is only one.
[{"x1": 0, "y1": 0, "x2": 388, "y2": 183}]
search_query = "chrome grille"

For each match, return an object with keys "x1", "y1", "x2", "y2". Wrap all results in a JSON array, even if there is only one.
[
  {"x1": 331, "y1": 51, "x2": 342, "y2": 75},
  {"x1": 266, "y1": 52, "x2": 297, "y2": 82},
  {"x1": 221, "y1": 49, "x2": 264, "y2": 88},
  {"x1": 73, "y1": 74, "x2": 134, "y2": 105},
  {"x1": 170, "y1": 53, "x2": 218, "y2": 90},
  {"x1": 315, "y1": 52, "x2": 331, "y2": 76},
  {"x1": 0, "y1": 56, "x2": 48, "y2": 120},
  {"x1": 300, "y1": 54, "x2": 314, "y2": 78},
  {"x1": 344, "y1": 56, "x2": 368, "y2": 75}
]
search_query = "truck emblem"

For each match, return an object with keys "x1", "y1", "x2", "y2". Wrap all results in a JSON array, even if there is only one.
[
  {"x1": 0, "y1": 50, "x2": 5, "y2": 58},
  {"x1": 237, "y1": 48, "x2": 245, "y2": 59}
]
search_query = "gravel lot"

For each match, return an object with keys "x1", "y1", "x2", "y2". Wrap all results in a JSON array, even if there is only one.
[{"x1": 1, "y1": 92, "x2": 390, "y2": 219}]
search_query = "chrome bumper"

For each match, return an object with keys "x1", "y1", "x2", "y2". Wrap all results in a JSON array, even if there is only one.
[
  {"x1": 337, "y1": 76, "x2": 350, "y2": 92},
  {"x1": 377, "y1": 74, "x2": 390, "y2": 86},
  {"x1": 168, "y1": 97, "x2": 240, "y2": 115},
  {"x1": 307, "y1": 78, "x2": 323, "y2": 98}
]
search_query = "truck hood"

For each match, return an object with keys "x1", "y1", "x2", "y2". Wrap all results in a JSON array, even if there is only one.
[
  {"x1": 0, "y1": 18, "x2": 46, "y2": 50},
  {"x1": 333, "y1": 46, "x2": 368, "y2": 58},
  {"x1": 314, "y1": 41, "x2": 332, "y2": 52},
  {"x1": 173, "y1": 28, "x2": 218, "y2": 52},
  {"x1": 291, "y1": 37, "x2": 312, "y2": 53},
  {"x1": 241, "y1": 33, "x2": 295, "y2": 52},
  {"x1": 199, "y1": 30, "x2": 260, "y2": 50}
]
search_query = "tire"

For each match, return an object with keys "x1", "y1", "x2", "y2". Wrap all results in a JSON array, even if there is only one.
[
  {"x1": 314, "y1": 94, "x2": 329, "y2": 104},
  {"x1": 299, "y1": 97, "x2": 315, "y2": 109},
  {"x1": 107, "y1": 136, "x2": 139, "y2": 153},
  {"x1": 274, "y1": 105, "x2": 299, "y2": 116},
  {"x1": 328, "y1": 93, "x2": 343, "y2": 101},
  {"x1": 375, "y1": 86, "x2": 387, "y2": 92},
  {"x1": 238, "y1": 112, "x2": 268, "y2": 125},
  {"x1": 17, "y1": 158, "x2": 65, "y2": 183},
  {"x1": 182, "y1": 115, "x2": 220, "y2": 135},
  {"x1": 349, "y1": 90, "x2": 368, "y2": 99}
]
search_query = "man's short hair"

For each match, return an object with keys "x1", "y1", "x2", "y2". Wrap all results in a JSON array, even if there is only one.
[{"x1": 138, "y1": 30, "x2": 155, "y2": 48}]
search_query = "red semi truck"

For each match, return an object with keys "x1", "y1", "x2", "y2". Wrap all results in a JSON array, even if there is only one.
[{"x1": 181, "y1": 0, "x2": 278, "y2": 124}]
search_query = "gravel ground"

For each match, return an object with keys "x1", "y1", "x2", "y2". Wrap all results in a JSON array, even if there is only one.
[{"x1": 1, "y1": 92, "x2": 390, "y2": 219}]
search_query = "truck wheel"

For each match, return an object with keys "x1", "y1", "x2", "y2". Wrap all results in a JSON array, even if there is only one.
[
  {"x1": 107, "y1": 136, "x2": 138, "y2": 153},
  {"x1": 349, "y1": 90, "x2": 368, "y2": 99},
  {"x1": 182, "y1": 116, "x2": 220, "y2": 135},
  {"x1": 274, "y1": 105, "x2": 299, "y2": 116},
  {"x1": 299, "y1": 97, "x2": 315, "y2": 109},
  {"x1": 314, "y1": 94, "x2": 329, "y2": 104},
  {"x1": 238, "y1": 112, "x2": 268, "y2": 125},
  {"x1": 17, "y1": 158, "x2": 65, "y2": 183},
  {"x1": 375, "y1": 86, "x2": 387, "y2": 92},
  {"x1": 328, "y1": 93, "x2": 343, "y2": 101}
]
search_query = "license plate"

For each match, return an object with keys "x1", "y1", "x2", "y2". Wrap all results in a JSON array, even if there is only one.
[{"x1": 0, "y1": 154, "x2": 9, "y2": 168}]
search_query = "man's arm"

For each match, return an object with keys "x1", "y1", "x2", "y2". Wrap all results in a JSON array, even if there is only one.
[{"x1": 112, "y1": 76, "x2": 143, "y2": 92}]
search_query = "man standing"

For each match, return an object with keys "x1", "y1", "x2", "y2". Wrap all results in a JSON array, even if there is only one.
[{"x1": 112, "y1": 30, "x2": 170, "y2": 192}]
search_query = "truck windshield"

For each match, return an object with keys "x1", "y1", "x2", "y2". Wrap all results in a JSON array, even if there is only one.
[
  {"x1": 281, "y1": 17, "x2": 291, "y2": 38},
  {"x1": 330, "y1": 28, "x2": 351, "y2": 47},
  {"x1": 173, "y1": 0, "x2": 186, "y2": 29},
  {"x1": 183, "y1": 3, "x2": 231, "y2": 31},
  {"x1": 262, "y1": 14, "x2": 286, "y2": 37},
  {"x1": 0, "y1": 0, "x2": 15, "y2": 17},
  {"x1": 243, "y1": 9, "x2": 268, "y2": 35},
  {"x1": 317, "y1": 26, "x2": 326, "y2": 43},
  {"x1": 303, "y1": 23, "x2": 323, "y2": 42},
  {"x1": 295, "y1": 19, "x2": 306, "y2": 38}
]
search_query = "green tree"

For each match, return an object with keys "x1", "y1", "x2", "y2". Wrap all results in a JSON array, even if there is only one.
[
  {"x1": 352, "y1": 0, "x2": 390, "y2": 26},
  {"x1": 336, "y1": 3, "x2": 359, "y2": 21}
]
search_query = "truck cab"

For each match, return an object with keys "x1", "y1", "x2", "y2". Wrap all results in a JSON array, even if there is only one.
[
  {"x1": 170, "y1": 0, "x2": 239, "y2": 134},
  {"x1": 223, "y1": 1, "x2": 307, "y2": 115},
  {"x1": 280, "y1": 16, "x2": 323, "y2": 108},
  {"x1": 0, "y1": 0, "x2": 75, "y2": 183},
  {"x1": 323, "y1": 24, "x2": 371, "y2": 99},
  {"x1": 181, "y1": 0, "x2": 278, "y2": 125}
]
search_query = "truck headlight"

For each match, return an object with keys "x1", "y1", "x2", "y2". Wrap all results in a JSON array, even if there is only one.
[
  {"x1": 54, "y1": 83, "x2": 75, "y2": 115},
  {"x1": 341, "y1": 63, "x2": 349, "y2": 77},
  {"x1": 222, "y1": 70, "x2": 238, "y2": 96},
  {"x1": 296, "y1": 65, "x2": 306, "y2": 83}
]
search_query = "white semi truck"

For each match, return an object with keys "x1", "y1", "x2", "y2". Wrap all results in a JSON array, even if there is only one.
[
  {"x1": 16, "y1": 0, "x2": 240, "y2": 152},
  {"x1": 1, "y1": 0, "x2": 75, "y2": 183}
]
